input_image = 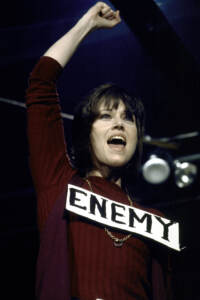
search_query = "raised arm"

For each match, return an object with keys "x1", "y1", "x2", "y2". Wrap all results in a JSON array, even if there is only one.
[
  {"x1": 26, "y1": 2, "x2": 121, "y2": 229},
  {"x1": 44, "y1": 2, "x2": 121, "y2": 67}
]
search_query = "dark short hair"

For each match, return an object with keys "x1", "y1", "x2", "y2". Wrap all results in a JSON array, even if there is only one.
[{"x1": 70, "y1": 83, "x2": 145, "y2": 192}]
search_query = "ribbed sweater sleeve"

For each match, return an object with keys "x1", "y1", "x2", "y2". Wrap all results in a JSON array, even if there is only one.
[{"x1": 26, "y1": 56, "x2": 75, "y2": 230}]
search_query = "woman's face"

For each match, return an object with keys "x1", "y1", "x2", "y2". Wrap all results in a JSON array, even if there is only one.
[{"x1": 90, "y1": 100, "x2": 138, "y2": 170}]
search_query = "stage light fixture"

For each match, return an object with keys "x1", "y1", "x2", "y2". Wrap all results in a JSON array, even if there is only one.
[
  {"x1": 142, "y1": 154, "x2": 171, "y2": 184},
  {"x1": 174, "y1": 160, "x2": 198, "y2": 188},
  {"x1": 142, "y1": 154, "x2": 199, "y2": 187}
]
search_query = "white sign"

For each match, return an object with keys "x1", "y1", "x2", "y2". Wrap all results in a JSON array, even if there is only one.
[{"x1": 66, "y1": 184, "x2": 181, "y2": 251}]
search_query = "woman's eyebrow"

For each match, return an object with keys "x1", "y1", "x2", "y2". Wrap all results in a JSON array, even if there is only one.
[{"x1": 99, "y1": 108, "x2": 113, "y2": 112}]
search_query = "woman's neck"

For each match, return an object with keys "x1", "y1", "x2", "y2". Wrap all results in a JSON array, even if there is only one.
[{"x1": 87, "y1": 168, "x2": 122, "y2": 187}]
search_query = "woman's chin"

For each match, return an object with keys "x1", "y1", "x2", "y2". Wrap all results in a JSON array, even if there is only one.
[{"x1": 107, "y1": 159, "x2": 128, "y2": 168}]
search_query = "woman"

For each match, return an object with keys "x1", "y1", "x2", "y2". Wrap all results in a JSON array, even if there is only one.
[{"x1": 26, "y1": 2, "x2": 173, "y2": 300}]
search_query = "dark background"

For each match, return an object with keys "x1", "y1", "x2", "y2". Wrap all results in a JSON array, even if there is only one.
[{"x1": 0, "y1": 0, "x2": 200, "y2": 299}]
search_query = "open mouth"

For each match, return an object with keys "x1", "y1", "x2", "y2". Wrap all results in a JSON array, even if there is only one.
[{"x1": 107, "y1": 136, "x2": 126, "y2": 146}]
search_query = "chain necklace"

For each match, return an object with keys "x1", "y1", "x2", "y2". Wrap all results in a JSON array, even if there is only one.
[{"x1": 84, "y1": 178, "x2": 133, "y2": 247}]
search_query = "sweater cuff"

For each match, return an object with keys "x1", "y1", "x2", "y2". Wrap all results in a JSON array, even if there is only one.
[{"x1": 30, "y1": 56, "x2": 63, "y2": 81}]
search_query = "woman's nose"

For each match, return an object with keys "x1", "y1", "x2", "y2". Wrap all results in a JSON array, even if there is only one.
[{"x1": 112, "y1": 116, "x2": 124, "y2": 130}]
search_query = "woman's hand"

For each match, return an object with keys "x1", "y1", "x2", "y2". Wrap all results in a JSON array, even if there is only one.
[
  {"x1": 43, "y1": 2, "x2": 121, "y2": 67},
  {"x1": 82, "y1": 2, "x2": 121, "y2": 30}
]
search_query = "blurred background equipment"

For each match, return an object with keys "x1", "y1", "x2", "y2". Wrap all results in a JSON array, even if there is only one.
[
  {"x1": 142, "y1": 132, "x2": 200, "y2": 187},
  {"x1": 142, "y1": 154, "x2": 171, "y2": 184}
]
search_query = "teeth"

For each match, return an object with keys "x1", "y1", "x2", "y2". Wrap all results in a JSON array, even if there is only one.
[
  {"x1": 108, "y1": 135, "x2": 126, "y2": 145},
  {"x1": 112, "y1": 136, "x2": 125, "y2": 142}
]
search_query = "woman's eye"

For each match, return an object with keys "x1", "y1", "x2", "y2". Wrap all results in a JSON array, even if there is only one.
[
  {"x1": 99, "y1": 113, "x2": 111, "y2": 119},
  {"x1": 124, "y1": 112, "x2": 134, "y2": 122}
]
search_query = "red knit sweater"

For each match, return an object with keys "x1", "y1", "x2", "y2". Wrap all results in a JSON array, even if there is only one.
[{"x1": 26, "y1": 56, "x2": 172, "y2": 300}]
